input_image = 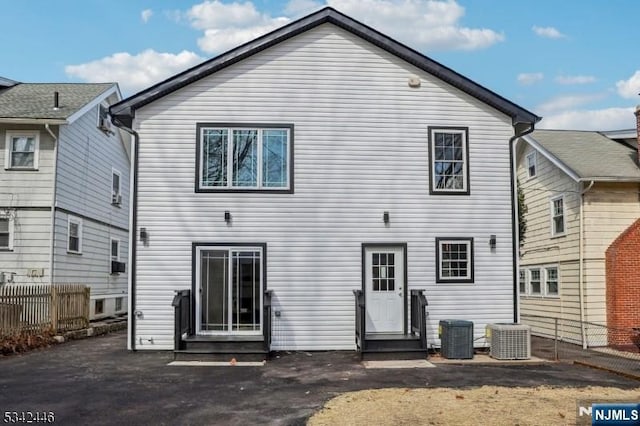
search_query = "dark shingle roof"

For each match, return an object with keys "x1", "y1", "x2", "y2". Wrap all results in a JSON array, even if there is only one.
[
  {"x1": 526, "y1": 129, "x2": 640, "y2": 181},
  {"x1": 0, "y1": 83, "x2": 114, "y2": 120},
  {"x1": 111, "y1": 7, "x2": 540, "y2": 128}
]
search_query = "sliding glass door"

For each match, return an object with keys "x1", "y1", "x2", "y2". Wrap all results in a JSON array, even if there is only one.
[{"x1": 197, "y1": 246, "x2": 263, "y2": 335}]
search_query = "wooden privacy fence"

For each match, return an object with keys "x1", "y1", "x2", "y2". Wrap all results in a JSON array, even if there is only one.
[{"x1": 0, "y1": 284, "x2": 90, "y2": 336}]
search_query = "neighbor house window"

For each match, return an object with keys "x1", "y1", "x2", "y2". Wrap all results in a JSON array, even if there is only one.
[
  {"x1": 5, "y1": 131, "x2": 39, "y2": 170},
  {"x1": 67, "y1": 216, "x2": 82, "y2": 254},
  {"x1": 111, "y1": 238, "x2": 120, "y2": 261},
  {"x1": 429, "y1": 127, "x2": 469, "y2": 194},
  {"x1": 95, "y1": 299, "x2": 104, "y2": 315},
  {"x1": 550, "y1": 195, "x2": 565, "y2": 236},
  {"x1": 519, "y1": 269, "x2": 526, "y2": 294},
  {"x1": 0, "y1": 216, "x2": 13, "y2": 250},
  {"x1": 526, "y1": 152, "x2": 537, "y2": 178},
  {"x1": 198, "y1": 124, "x2": 292, "y2": 191},
  {"x1": 436, "y1": 238, "x2": 474, "y2": 283},
  {"x1": 115, "y1": 297, "x2": 123, "y2": 312},
  {"x1": 545, "y1": 267, "x2": 559, "y2": 296},
  {"x1": 529, "y1": 269, "x2": 541, "y2": 295},
  {"x1": 111, "y1": 168, "x2": 122, "y2": 205}
]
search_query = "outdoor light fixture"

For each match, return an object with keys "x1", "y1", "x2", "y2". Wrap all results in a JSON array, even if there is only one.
[
  {"x1": 489, "y1": 235, "x2": 496, "y2": 249},
  {"x1": 140, "y1": 228, "x2": 149, "y2": 245},
  {"x1": 383, "y1": 211, "x2": 390, "y2": 224},
  {"x1": 224, "y1": 211, "x2": 231, "y2": 223}
]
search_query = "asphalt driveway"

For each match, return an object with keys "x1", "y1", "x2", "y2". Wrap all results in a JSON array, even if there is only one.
[{"x1": 0, "y1": 331, "x2": 637, "y2": 426}]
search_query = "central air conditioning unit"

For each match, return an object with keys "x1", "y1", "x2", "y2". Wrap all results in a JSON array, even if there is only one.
[{"x1": 487, "y1": 323, "x2": 531, "y2": 360}]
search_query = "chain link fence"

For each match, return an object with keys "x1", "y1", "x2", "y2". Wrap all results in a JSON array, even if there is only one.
[{"x1": 522, "y1": 314, "x2": 640, "y2": 379}]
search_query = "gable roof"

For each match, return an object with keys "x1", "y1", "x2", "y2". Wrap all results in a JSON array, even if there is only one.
[
  {"x1": 0, "y1": 76, "x2": 18, "y2": 88},
  {"x1": 111, "y1": 7, "x2": 540, "y2": 128},
  {"x1": 522, "y1": 129, "x2": 640, "y2": 182},
  {"x1": 0, "y1": 83, "x2": 117, "y2": 124}
]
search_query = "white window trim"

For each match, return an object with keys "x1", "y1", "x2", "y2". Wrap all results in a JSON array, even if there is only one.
[
  {"x1": 67, "y1": 216, "x2": 83, "y2": 254},
  {"x1": 0, "y1": 215, "x2": 15, "y2": 250},
  {"x1": 199, "y1": 127, "x2": 291, "y2": 190},
  {"x1": 429, "y1": 128, "x2": 469, "y2": 194},
  {"x1": 110, "y1": 237, "x2": 120, "y2": 261},
  {"x1": 111, "y1": 167, "x2": 122, "y2": 205},
  {"x1": 520, "y1": 265, "x2": 560, "y2": 298},
  {"x1": 436, "y1": 238, "x2": 474, "y2": 283},
  {"x1": 550, "y1": 194, "x2": 566, "y2": 237},
  {"x1": 5, "y1": 131, "x2": 40, "y2": 170},
  {"x1": 526, "y1": 151, "x2": 537, "y2": 179}
]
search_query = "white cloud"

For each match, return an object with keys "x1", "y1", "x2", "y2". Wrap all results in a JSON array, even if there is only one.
[
  {"x1": 326, "y1": 0, "x2": 504, "y2": 51},
  {"x1": 517, "y1": 72, "x2": 543, "y2": 85},
  {"x1": 185, "y1": 0, "x2": 505, "y2": 55},
  {"x1": 532, "y1": 25, "x2": 565, "y2": 39},
  {"x1": 555, "y1": 75, "x2": 596, "y2": 85},
  {"x1": 616, "y1": 71, "x2": 640, "y2": 99},
  {"x1": 538, "y1": 107, "x2": 635, "y2": 131},
  {"x1": 65, "y1": 49, "x2": 203, "y2": 94},
  {"x1": 285, "y1": 0, "x2": 322, "y2": 16},
  {"x1": 141, "y1": 9, "x2": 153, "y2": 23},
  {"x1": 536, "y1": 93, "x2": 606, "y2": 115},
  {"x1": 185, "y1": 1, "x2": 291, "y2": 54}
]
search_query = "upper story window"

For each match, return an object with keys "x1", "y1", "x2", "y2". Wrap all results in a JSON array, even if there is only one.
[
  {"x1": 436, "y1": 237, "x2": 474, "y2": 283},
  {"x1": 526, "y1": 151, "x2": 537, "y2": 178},
  {"x1": 0, "y1": 216, "x2": 14, "y2": 250},
  {"x1": 111, "y1": 238, "x2": 120, "y2": 261},
  {"x1": 550, "y1": 195, "x2": 565, "y2": 236},
  {"x1": 428, "y1": 127, "x2": 469, "y2": 195},
  {"x1": 67, "y1": 216, "x2": 82, "y2": 254},
  {"x1": 5, "y1": 131, "x2": 39, "y2": 170},
  {"x1": 111, "y1": 168, "x2": 122, "y2": 206},
  {"x1": 197, "y1": 124, "x2": 293, "y2": 192}
]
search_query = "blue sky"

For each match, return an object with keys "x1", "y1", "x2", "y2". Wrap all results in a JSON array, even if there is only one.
[{"x1": 2, "y1": 0, "x2": 639, "y2": 130}]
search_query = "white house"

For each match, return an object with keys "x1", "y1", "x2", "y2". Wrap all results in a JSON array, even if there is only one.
[
  {"x1": 0, "y1": 80, "x2": 130, "y2": 319},
  {"x1": 111, "y1": 7, "x2": 539, "y2": 358}
]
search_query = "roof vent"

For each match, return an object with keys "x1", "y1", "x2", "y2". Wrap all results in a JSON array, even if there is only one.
[{"x1": 53, "y1": 91, "x2": 59, "y2": 111}]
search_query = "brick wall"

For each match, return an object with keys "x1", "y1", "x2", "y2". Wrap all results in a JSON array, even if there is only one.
[{"x1": 605, "y1": 217, "x2": 640, "y2": 347}]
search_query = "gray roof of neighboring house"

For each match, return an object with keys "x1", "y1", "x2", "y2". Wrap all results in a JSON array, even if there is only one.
[
  {"x1": 0, "y1": 83, "x2": 114, "y2": 120},
  {"x1": 525, "y1": 129, "x2": 640, "y2": 181},
  {"x1": 111, "y1": 7, "x2": 540, "y2": 128},
  {"x1": 0, "y1": 76, "x2": 19, "y2": 88}
]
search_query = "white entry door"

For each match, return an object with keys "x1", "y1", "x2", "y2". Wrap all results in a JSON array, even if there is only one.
[{"x1": 365, "y1": 246, "x2": 404, "y2": 333}]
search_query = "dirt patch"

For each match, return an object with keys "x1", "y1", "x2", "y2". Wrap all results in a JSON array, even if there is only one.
[{"x1": 307, "y1": 386, "x2": 640, "y2": 425}]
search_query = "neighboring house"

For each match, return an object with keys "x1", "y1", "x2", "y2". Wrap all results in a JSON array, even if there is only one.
[
  {"x1": 110, "y1": 7, "x2": 539, "y2": 358},
  {"x1": 0, "y1": 80, "x2": 130, "y2": 319},
  {"x1": 517, "y1": 126, "x2": 640, "y2": 346}
]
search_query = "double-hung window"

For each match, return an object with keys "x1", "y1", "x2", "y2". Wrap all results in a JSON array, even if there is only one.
[
  {"x1": 198, "y1": 124, "x2": 292, "y2": 192},
  {"x1": 0, "y1": 216, "x2": 13, "y2": 250},
  {"x1": 529, "y1": 268, "x2": 541, "y2": 295},
  {"x1": 545, "y1": 267, "x2": 559, "y2": 296},
  {"x1": 519, "y1": 269, "x2": 527, "y2": 294},
  {"x1": 5, "y1": 131, "x2": 39, "y2": 170},
  {"x1": 111, "y1": 238, "x2": 120, "y2": 261},
  {"x1": 550, "y1": 195, "x2": 565, "y2": 236},
  {"x1": 526, "y1": 152, "x2": 537, "y2": 178},
  {"x1": 520, "y1": 265, "x2": 559, "y2": 297},
  {"x1": 429, "y1": 127, "x2": 469, "y2": 194},
  {"x1": 67, "y1": 216, "x2": 82, "y2": 254},
  {"x1": 112, "y1": 168, "x2": 122, "y2": 205},
  {"x1": 436, "y1": 238, "x2": 474, "y2": 283}
]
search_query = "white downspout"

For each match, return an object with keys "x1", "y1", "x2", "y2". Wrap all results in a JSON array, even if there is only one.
[
  {"x1": 45, "y1": 124, "x2": 58, "y2": 284},
  {"x1": 579, "y1": 180, "x2": 594, "y2": 348}
]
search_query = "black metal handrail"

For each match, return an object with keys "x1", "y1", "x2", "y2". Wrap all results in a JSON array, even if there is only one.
[
  {"x1": 353, "y1": 290, "x2": 365, "y2": 351},
  {"x1": 263, "y1": 290, "x2": 273, "y2": 351},
  {"x1": 410, "y1": 289, "x2": 428, "y2": 350},
  {"x1": 171, "y1": 289, "x2": 191, "y2": 351}
]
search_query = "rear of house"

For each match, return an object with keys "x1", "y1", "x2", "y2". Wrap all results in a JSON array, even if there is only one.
[{"x1": 112, "y1": 7, "x2": 539, "y2": 355}]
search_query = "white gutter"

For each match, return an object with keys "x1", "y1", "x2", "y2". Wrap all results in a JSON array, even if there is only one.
[
  {"x1": 0, "y1": 118, "x2": 67, "y2": 125},
  {"x1": 579, "y1": 180, "x2": 595, "y2": 349},
  {"x1": 45, "y1": 124, "x2": 59, "y2": 285}
]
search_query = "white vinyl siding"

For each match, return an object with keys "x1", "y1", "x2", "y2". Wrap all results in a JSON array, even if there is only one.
[{"x1": 133, "y1": 23, "x2": 517, "y2": 350}]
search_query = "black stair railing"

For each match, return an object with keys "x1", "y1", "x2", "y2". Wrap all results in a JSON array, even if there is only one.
[
  {"x1": 410, "y1": 289, "x2": 428, "y2": 350},
  {"x1": 172, "y1": 289, "x2": 192, "y2": 351},
  {"x1": 353, "y1": 290, "x2": 366, "y2": 351},
  {"x1": 263, "y1": 290, "x2": 273, "y2": 352}
]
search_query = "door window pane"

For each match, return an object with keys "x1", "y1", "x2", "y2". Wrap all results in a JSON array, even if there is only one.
[{"x1": 200, "y1": 250, "x2": 229, "y2": 331}]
